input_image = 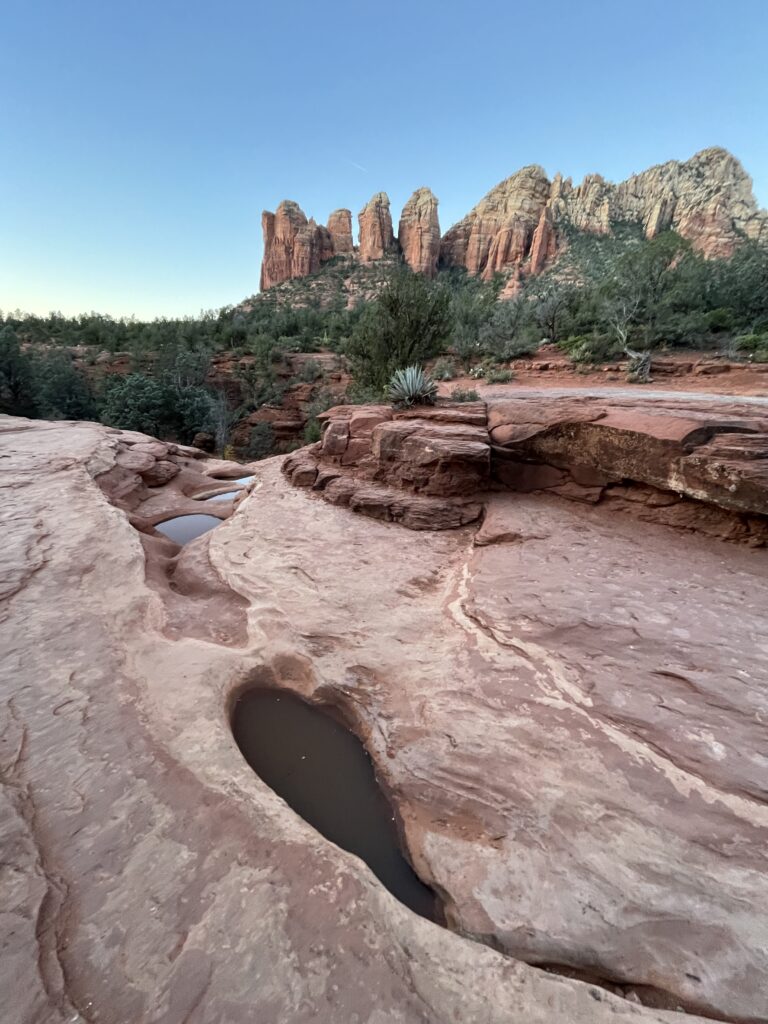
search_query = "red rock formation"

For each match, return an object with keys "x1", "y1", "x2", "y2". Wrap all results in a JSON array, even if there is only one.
[
  {"x1": 398, "y1": 188, "x2": 440, "y2": 276},
  {"x1": 357, "y1": 192, "x2": 395, "y2": 261},
  {"x1": 529, "y1": 206, "x2": 557, "y2": 274},
  {"x1": 439, "y1": 166, "x2": 552, "y2": 278},
  {"x1": 260, "y1": 203, "x2": 354, "y2": 290},
  {"x1": 286, "y1": 392, "x2": 768, "y2": 544},
  {"x1": 439, "y1": 147, "x2": 768, "y2": 280},
  {"x1": 260, "y1": 201, "x2": 317, "y2": 290},
  {"x1": 259, "y1": 149, "x2": 767, "y2": 291},
  {"x1": 327, "y1": 208, "x2": 353, "y2": 253}
]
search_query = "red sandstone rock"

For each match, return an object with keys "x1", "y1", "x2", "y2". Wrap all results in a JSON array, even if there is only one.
[
  {"x1": 440, "y1": 165, "x2": 551, "y2": 278},
  {"x1": 327, "y1": 208, "x2": 353, "y2": 253},
  {"x1": 358, "y1": 192, "x2": 395, "y2": 261},
  {"x1": 141, "y1": 459, "x2": 180, "y2": 487},
  {"x1": 3, "y1": 414, "x2": 768, "y2": 1021},
  {"x1": 260, "y1": 201, "x2": 352, "y2": 290},
  {"x1": 398, "y1": 187, "x2": 440, "y2": 276}
]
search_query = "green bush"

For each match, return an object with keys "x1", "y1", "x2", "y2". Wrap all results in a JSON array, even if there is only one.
[
  {"x1": 303, "y1": 418, "x2": 322, "y2": 443},
  {"x1": 346, "y1": 267, "x2": 451, "y2": 387},
  {"x1": 486, "y1": 368, "x2": 514, "y2": 384},
  {"x1": 559, "y1": 334, "x2": 619, "y2": 365},
  {"x1": 246, "y1": 423, "x2": 276, "y2": 459},
  {"x1": 450, "y1": 387, "x2": 480, "y2": 402},
  {"x1": 387, "y1": 365, "x2": 438, "y2": 407},
  {"x1": 431, "y1": 357, "x2": 456, "y2": 380},
  {"x1": 733, "y1": 333, "x2": 768, "y2": 362},
  {"x1": 298, "y1": 358, "x2": 323, "y2": 383}
]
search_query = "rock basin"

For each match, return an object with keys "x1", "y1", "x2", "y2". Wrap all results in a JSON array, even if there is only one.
[{"x1": 154, "y1": 513, "x2": 223, "y2": 544}]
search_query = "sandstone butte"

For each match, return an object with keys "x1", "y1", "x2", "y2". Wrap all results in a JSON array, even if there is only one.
[
  {"x1": 2, "y1": 386, "x2": 768, "y2": 1024},
  {"x1": 259, "y1": 147, "x2": 768, "y2": 290}
]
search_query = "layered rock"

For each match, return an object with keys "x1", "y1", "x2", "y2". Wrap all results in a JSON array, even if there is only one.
[
  {"x1": 440, "y1": 147, "x2": 768, "y2": 278},
  {"x1": 358, "y1": 191, "x2": 395, "y2": 261},
  {"x1": 260, "y1": 202, "x2": 353, "y2": 290},
  {"x1": 327, "y1": 207, "x2": 353, "y2": 252},
  {"x1": 285, "y1": 390, "x2": 768, "y2": 543},
  {"x1": 398, "y1": 187, "x2": 441, "y2": 275},
  {"x1": 4, "y1": 411, "x2": 768, "y2": 1022},
  {"x1": 440, "y1": 165, "x2": 553, "y2": 278},
  {"x1": 259, "y1": 148, "x2": 767, "y2": 292},
  {"x1": 283, "y1": 401, "x2": 489, "y2": 529}
]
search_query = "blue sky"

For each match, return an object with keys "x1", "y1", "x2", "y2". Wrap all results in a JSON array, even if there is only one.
[{"x1": 2, "y1": 0, "x2": 766, "y2": 319}]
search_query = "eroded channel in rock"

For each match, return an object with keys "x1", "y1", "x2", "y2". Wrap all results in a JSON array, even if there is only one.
[{"x1": 231, "y1": 687, "x2": 440, "y2": 922}]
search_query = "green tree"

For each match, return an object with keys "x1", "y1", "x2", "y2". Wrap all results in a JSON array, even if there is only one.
[
  {"x1": 477, "y1": 295, "x2": 538, "y2": 358},
  {"x1": 345, "y1": 267, "x2": 452, "y2": 387},
  {"x1": 0, "y1": 326, "x2": 37, "y2": 416},
  {"x1": 100, "y1": 375, "x2": 174, "y2": 436},
  {"x1": 31, "y1": 352, "x2": 97, "y2": 420}
]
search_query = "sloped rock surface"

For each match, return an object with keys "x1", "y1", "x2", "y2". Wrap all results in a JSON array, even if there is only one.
[{"x1": 1, "y1": 413, "x2": 726, "y2": 1023}]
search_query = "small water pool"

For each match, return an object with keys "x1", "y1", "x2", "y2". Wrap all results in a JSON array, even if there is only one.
[
  {"x1": 231, "y1": 688, "x2": 438, "y2": 921},
  {"x1": 209, "y1": 491, "x2": 240, "y2": 502},
  {"x1": 235, "y1": 475, "x2": 255, "y2": 485},
  {"x1": 155, "y1": 514, "x2": 222, "y2": 545}
]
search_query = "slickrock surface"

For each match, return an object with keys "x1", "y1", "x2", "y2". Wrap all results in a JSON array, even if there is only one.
[
  {"x1": 2, "y1": 412, "x2": 767, "y2": 1022},
  {"x1": 398, "y1": 187, "x2": 441, "y2": 276}
]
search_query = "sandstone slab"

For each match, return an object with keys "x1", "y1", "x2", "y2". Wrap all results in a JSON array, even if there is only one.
[{"x1": 2, "y1": 414, "x2": 767, "y2": 1023}]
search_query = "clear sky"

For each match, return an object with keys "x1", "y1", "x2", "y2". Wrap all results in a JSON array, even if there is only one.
[{"x1": 2, "y1": 0, "x2": 766, "y2": 319}]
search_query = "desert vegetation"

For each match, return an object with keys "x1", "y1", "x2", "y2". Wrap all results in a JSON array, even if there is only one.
[{"x1": 2, "y1": 230, "x2": 767, "y2": 453}]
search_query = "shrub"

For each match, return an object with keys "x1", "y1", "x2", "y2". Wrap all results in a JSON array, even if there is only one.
[
  {"x1": 298, "y1": 358, "x2": 323, "y2": 383},
  {"x1": 559, "y1": 334, "x2": 619, "y2": 365},
  {"x1": 468, "y1": 365, "x2": 486, "y2": 379},
  {"x1": 303, "y1": 418, "x2": 322, "y2": 443},
  {"x1": 450, "y1": 387, "x2": 480, "y2": 403},
  {"x1": 246, "y1": 423, "x2": 276, "y2": 459},
  {"x1": 733, "y1": 333, "x2": 768, "y2": 362},
  {"x1": 486, "y1": 368, "x2": 514, "y2": 384},
  {"x1": 432, "y1": 357, "x2": 456, "y2": 380},
  {"x1": 346, "y1": 267, "x2": 451, "y2": 387},
  {"x1": 387, "y1": 366, "x2": 438, "y2": 407}
]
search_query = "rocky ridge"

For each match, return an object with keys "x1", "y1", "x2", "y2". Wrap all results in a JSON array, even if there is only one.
[{"x1": 260, "y1": 147, "x2": 768, "y2": 291}]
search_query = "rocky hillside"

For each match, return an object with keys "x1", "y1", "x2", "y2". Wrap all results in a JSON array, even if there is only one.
[{"x1": 259, "y1": 147, "x2": 768, "y2": 294}]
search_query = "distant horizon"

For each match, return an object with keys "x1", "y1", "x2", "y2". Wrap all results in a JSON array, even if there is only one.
[{"x1": 3, "y1": 0, "x2": 767, "y2": 319}]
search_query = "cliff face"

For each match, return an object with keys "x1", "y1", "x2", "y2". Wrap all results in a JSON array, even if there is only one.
[
  {"x1": 357, "y1": 192, "x2": 395, "y2": 261},
  {"x1": 260, "y1": 202, "x2": 354, "y2": 290},
  {"x1": 440, "y1": 147, "x2": 768, "y2": 278},
  {"x1": 398, "y1": 187, "x2": 440, "y2": 276},
  {"x1": 260, "y1": 147, "x2": 768, "y2": 290}
]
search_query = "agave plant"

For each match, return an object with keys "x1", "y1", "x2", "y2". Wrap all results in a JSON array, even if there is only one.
[{"x1": 387, "y1": 365, "x2": 438, "y2": 407}]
